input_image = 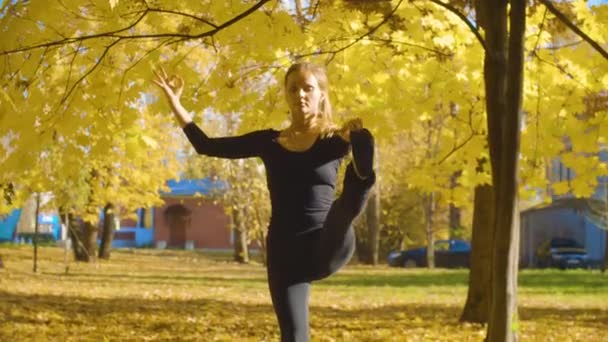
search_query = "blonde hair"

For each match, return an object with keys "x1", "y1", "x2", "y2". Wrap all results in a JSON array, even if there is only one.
[{"x1": 284, "y1": 62, "x2": 339, "y2": 137}]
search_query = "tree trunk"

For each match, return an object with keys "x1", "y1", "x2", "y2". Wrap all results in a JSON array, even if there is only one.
[
  {"x1": 98, "y1": 203, "x2": 116, "y2": 260},
  {"x1": 449, "y1": 204, "x2": 461, "y2": 239},
  {"x1": 460, "y1": 183, "x2": 495, "y2": 323},
  {"x1": 232, "y1": 208, "x2": 249, "y2": 263},
  {"x1": 354, "y1": 213, "x2": 372, "y2": 263},
  {"x1": 602, "y1": 228, "x2": 607, "y2": 273},
  {"x1": 60, "y1": 208, "x2": 88, "y2": 261},
  {"x1": 82, "y1": 220, "x2": 98, "y2": 263},
  {"x1": 424, "y1": 193, "x2": 435, "y2": 268},
  {"x1": 16, "y1": 195, "x2": 37, "y2": 239},
  {"x1": 33, "y1": 193, "x2": 40, "y2": 273},
  {"x1": 449, "y1": 171, "x2": 463, "y2": 239},
  {"x1": 482, "y1": 0, "x2": 526, "y2": 340},
  {"x1": 365, "y1": 186, "x2": 380, "y2": 265},
  {"x1": 2, "y1": 183, "x2": 14, "y2": 207},
  {"x1": 603, "y1": 187, "x2": 608, "y2": 273}
]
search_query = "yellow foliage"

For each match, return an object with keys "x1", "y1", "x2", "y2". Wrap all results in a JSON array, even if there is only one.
[{"x1": 1, "y1": 0, "x2": 607, "y2": 227}]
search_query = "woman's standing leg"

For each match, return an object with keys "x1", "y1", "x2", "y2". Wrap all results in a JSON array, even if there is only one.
[
  {"x1": 267, "y1": 274, "x2": 311, "y2": 342},
  {"x1": 267, "y1": 234, "x2": 315, "y2": 342}
]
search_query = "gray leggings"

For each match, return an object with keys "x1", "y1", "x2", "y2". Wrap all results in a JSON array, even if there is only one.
[{"x1": 266, "y1": 163, "x2": 375, "y2": 342}]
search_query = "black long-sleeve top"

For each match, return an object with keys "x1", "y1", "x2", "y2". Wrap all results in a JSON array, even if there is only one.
[{"x1": 183, "y1": 122, "x2": 350, "y2": 237}]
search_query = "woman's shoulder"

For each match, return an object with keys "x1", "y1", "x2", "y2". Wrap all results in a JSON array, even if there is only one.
[
  {"x1": 320, "y1": 132, "x2": 350, "y2": 156},
  {"x1": 243, "y1": 128, "x2": 280, "y2": 139}
]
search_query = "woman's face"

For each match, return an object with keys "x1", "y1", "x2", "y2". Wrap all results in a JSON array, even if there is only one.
[{"x1": 285, "y1": 70, "x2": 324, "y2": 127}]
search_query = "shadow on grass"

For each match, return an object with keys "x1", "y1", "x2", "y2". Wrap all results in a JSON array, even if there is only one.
[
  {"x1": 41, "y1": 271, "x2": 268, "y2": 287},
  {"x1": 1, "y1": 290, "x2": 606, "y2": 340},
  {"x1": 321, "y1": 269, "x2": 608, "y2": 294},
  {"x1": 34, "y1": 267, "x2": 608, "y2": 294},
  {"x1": 321, "y1": 271, "x2": 470, "y2": 288}
]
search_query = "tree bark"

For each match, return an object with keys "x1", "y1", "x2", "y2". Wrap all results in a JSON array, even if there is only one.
[
  {"x1": 354, "y1": 213, "x2": 372, "y2": 263},
  {"x1": 82, "y1": 219, "x2": 98, "y2": 263},
  {"x1": 483, "y1": 0, "x2": 526, "y2": 340},
  {"x1": 232, "y1": 208, "x2": 249, "y2": 263},
  {"x1": 602, "y1": 228, "x2": 607, "y2": 273},
  {"x1": 98, "y1": 203, "x2": 116, "y2": 260},
  {"x1": 365, "y1": 172, "x2": 381, "y2": 265},
  {"x1": 16, "y1": 195, "x2": 37, "y2": 238},
  {"x1": 2, "y1": 183, "x2": 14, "y2": 207},
  {"x1": 424, "y1": 193, "x2": 435, "y2": 268},
  {"x1": 60, "y1": 208, "x2": 88, "y2": 261},
  {"x1": 449, "y1": 171, "x2": 463, "y2": 239},
  {"x1": 460, "y1": 183, "x2": 495, "y2": 323},
  {"x1": 603, "y1": 187, "x2": 608, "y2": 273},
  {"x1": 33, "y1": 193, "x2": 40, "y2": 273}
]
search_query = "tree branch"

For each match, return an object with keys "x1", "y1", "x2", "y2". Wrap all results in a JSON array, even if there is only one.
[
  {"x1": 297, "y1": 0, "x2": 405, "y2": 62},
  {"x1": 2, "y1": 10, "x2": 149, "y2": 56},
  {"x1": 1, "y1": 0, "x2": 271, "y2": 56},
  {"x1": 147, "y1": 8, "x2": 218, "y2": 28},
  {"x1": 63, "y1": 41, "x2": 83, "y2": 101},
  {"x1": 59, "y1": 38, "x2": 121, "y2": 106},
  {"x1": 538, "y1": 0, "x2": 608, "y2": 60},
  {"x1": 368, "y1": 37, "x2": 453, "y2": 57},
  {"x1": 427, "y1": 0, "x2": 487, "y2": 52},
  {"x1": 117, "y1": 37, "x2": 178, "y2": 108}
]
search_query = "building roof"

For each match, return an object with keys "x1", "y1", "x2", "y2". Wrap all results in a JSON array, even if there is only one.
[
  {"x1": 522, "y1": 197, "x2": 607, "y2": 218},
  {"x1": 163, "y1": 178, "x2": 226, "y2": 197}
]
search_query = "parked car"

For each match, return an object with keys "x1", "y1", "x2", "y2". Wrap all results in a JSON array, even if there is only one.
[
  {"x1": 536, "y1": 237, "x2": 590, "y2": 269},
  {"x1": 387, "y1": 239, "x2": 471, "y2": 268}
]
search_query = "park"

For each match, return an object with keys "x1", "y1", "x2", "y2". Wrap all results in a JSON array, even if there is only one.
[
  {"x1": 1, "y1": 246, "x2": 607, "y2": 341},
  {"x1": 1, "y1": 0, "x2": 607, "y2": 341}
]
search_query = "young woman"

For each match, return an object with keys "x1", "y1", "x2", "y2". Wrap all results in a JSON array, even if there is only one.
[{"x1": 154, "y1": 62, "x2": 376, "y2": 342}]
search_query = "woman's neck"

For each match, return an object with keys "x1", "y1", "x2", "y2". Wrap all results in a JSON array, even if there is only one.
[{"x1": 287, "y1": 123, "x2": 318, "y2": 135}]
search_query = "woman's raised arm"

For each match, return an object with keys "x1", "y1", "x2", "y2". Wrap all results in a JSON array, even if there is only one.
[
  {"x1": 153, "y1": 67, "x2": 192, "y2": 128},
  {"x1": 153, "y1": 68, "x2": 268, "y2": 159}
]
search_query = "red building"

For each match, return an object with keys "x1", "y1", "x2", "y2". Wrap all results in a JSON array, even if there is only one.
[{"x1": 118, "y1": 179, "x2": 234, "y2": 250}]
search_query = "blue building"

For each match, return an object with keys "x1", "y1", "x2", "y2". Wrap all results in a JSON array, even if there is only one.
[
  {"x1": 0, "y1": 178, "x2": 225, "y2": 249},
  {"x1": 520, "y1": 150, "x2": 608, "y2": 267},
  {"x1": 0, "y1": 209, "x2": 62, "y2": 243}
]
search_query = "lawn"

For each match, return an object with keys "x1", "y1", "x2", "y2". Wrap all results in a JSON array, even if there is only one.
[{"x1": 1, "y1": 245, "x2": 606, "y2": 341}]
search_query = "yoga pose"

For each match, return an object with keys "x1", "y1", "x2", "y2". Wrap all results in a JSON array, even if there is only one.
[{"x1": 154, "y1": 62, "x2": 375, "y2": 342}]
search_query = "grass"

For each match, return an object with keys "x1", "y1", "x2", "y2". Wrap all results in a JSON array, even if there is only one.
[{"x1": 0, "y1": 245, "x2": 607, "y2": 341}]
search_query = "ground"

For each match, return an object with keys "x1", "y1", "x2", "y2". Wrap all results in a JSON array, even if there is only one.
[{"x1": 0, "y1": 245, "x2": 606, "y2": 341}]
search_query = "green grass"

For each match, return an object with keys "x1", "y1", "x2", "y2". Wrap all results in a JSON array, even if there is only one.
[{"x1": 1, "y1": 246, "x2": 607, "y2": 341}]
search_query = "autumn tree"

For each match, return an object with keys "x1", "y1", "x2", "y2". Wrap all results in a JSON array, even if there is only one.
[{"x1": 2, "y1": 4, "x2": 607, "y2": 341}]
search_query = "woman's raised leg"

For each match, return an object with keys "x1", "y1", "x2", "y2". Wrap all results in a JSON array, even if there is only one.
[{"x1": 312, "y1": 129, "x2": 376, "y2": 279}]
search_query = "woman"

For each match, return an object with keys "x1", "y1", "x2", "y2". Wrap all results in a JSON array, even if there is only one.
[{"x1": 153, "y1": 62, "x2": 375, "y2": 342}]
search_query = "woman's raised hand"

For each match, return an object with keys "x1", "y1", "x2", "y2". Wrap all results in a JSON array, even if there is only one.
[
  {"x1": 152, "y1": 67, "x2": 193, "y2": 127},
  {"x1": 153, "y1": 67, "x2": 184, "y2": 103},
  {"x1": 338, "y1": 118, "x2": 364, "y2": 142}
]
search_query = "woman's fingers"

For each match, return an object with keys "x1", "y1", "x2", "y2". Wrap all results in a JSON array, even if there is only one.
[
  {"x1": 153, "y1": 69, "x2": 168, "y2": 86},
  {"x1": 175, "y1": 76, "x2": 184, "y2": 89},
  {"x1": 153, "y1": 67, "x2": 185, "y2": 96},
  {"x1": 160, "y1": 66, "x2": 168, "y2": 79},
  {"x1": 345, "y1": 118, "x2": 363, "y2": 131}
]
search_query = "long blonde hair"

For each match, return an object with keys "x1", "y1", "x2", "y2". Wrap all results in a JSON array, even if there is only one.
[{"x1": 284, "y1": 63, "x2": 339, "y2": 137}]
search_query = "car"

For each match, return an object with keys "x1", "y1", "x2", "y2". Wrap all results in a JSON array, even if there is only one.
[
  {"x1": 536, "y1": 237, "x2": 589, "y2": 269},
  {"x1": 387, "y1": 239, "x2": 471, "y2": 268}
]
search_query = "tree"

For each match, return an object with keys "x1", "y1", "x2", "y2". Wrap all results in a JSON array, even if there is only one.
[
  {"x1": 98, "y1": 203, "x2": 117, "y2": 260},
  {"x1": 439, "y1": 2, "x2": 608, "y2": 339},
  {"x1": 2, "y1": 2, "x2": 607, "y2": 336},
  {"x1": 460, "y1": 180, "x2": 494, "y2": 323}
]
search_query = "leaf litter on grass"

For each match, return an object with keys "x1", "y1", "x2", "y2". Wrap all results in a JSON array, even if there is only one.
[{"x1": 0, "y1": 246, "x2": 606, "y2": 341}]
